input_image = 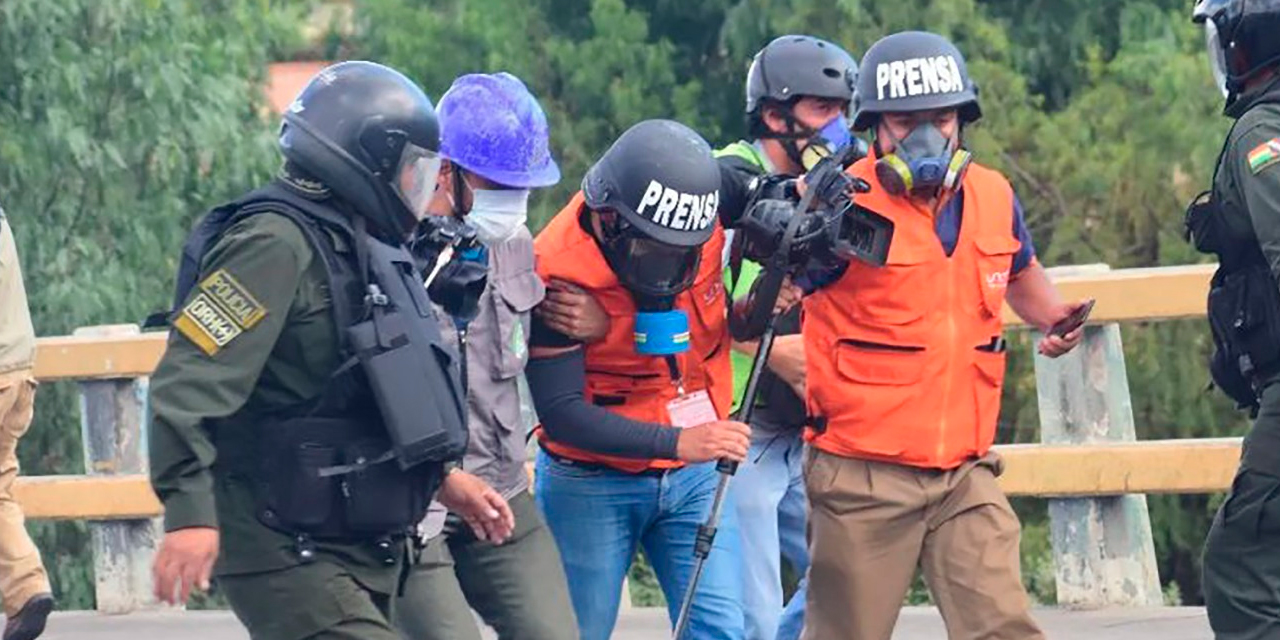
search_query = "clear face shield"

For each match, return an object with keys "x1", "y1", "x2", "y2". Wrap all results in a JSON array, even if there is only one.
[
  {"x1": 1194, "y1": 0, "x2": 1233, "y2": 98},
  {"x1": 392, "y1": 142, "x2": 443, "y2": 223},
  {"x1": 1204, "y1": 19, "x2": 1231, "y2": 98}
]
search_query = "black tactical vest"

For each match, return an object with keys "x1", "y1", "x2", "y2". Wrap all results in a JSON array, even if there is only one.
[
  {"x1": 165, "y1": 182, "x2": 469, "y2": 541},
  {"x1": 1186, "y1": 105, "x2": 1280, "y2": 414}
]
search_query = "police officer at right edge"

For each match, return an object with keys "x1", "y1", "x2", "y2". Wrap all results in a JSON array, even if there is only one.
[
  {"x1": 147, "y1": 61, "x2": 513, "y2": 640},
  {"x1": 1189, "y1": 2, "x2": 1280, "y2": 638}
]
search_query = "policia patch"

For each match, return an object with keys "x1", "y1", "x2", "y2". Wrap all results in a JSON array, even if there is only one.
[
  {"x1": 172, "y1": 269, "x2": 267, "y2": 356},
  {"x1": 1248, "y1": 137, "x2": 1280, "y2": 174}
]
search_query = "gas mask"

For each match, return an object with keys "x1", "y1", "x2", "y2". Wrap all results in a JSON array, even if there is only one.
[
  {"x1": 595, "y1": 209, "x2": 699, "y2": 356},
  {"x1": 794, "y1": 115, "x2": 857, "y2": 172},
  {"x1": 874, "y1": 123, "x2": 972, "y2": 197}
]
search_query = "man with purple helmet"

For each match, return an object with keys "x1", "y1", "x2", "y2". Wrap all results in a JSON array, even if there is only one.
[{"x1": 394, "y1": 71, "x2": 581, "y2": 640}]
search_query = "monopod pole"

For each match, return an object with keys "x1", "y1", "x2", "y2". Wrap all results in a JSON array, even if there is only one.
[{"x1": 671, "y1": 308, "x2": 781, "y2": 640}]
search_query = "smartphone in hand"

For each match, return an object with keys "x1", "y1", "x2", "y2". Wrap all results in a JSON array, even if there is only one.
[{"x1": 1049, "y1": 298, "x2": 1096, "y2": 337}]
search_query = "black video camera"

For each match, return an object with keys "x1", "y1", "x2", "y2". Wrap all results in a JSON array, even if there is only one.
[
  {"x1": 736, "y1": 145, "x2": 894, "y2": 273},
  {"x1": 408, "y1": 216, "x2": 489, "y2": 324}
]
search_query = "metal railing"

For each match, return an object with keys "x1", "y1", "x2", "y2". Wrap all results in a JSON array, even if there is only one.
[{"x1": 19, "y1": 263, "x2": 1225, "y2": 611}]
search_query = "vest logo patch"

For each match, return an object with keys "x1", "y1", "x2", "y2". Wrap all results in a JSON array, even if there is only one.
[
  {"x1": 986, "y1": 270, "x2": 1010, "y2": 289},
  {"x1": 510, "y1": 320, "x2": 527, "y2": 360},
  {"x1": 173, "y1": 269, "x2": 268, "y2": 356},
  {"x1": 703, "y1": 280, "x2": 723, "y2": 305},
  {"x1": 876, "y1": 56, "x2": 964, "y2": 101},
  {"x1": 1247, "y1": 138, "x2": 1280, "y2": 175},
  {"x1": 635, "y1": 179, "x2": 719, "y2": 232}
]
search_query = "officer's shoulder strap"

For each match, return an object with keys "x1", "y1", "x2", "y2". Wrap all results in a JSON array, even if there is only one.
[{"x1": 145, "y1": 183, "x2": 359, "y2": 332}]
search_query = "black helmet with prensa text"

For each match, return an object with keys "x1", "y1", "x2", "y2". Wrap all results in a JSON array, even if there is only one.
[
  {"x1": 581, "y1": 119, "x2": 721, "y2": 302},
  {"x1": 851, "y1": 31, "x2": 981, "y2": 132}
]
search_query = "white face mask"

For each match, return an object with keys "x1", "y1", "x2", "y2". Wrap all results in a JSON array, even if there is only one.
[{"x1": 465, "y1": 188, "x2": 530, "y2": 244}]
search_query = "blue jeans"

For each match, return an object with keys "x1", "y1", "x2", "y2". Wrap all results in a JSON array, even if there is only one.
[
  {"x1": 534, "y1": 450, "x2": 745, "y2": 640},
  {"x1": 733, "y1": 431, "x2": 809, "y2": 640}
]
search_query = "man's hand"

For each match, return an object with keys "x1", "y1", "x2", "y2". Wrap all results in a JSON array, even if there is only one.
[
  {"x1": 152, "y1": 526, "x2": 219, "y2": 606},
  {"x1": 1037, "y1": 300, "x2": 1088, "y2": 358},
  {"x1": 675, "y1": 421, "x2": 751, "y2": 463},
  {"x1": 436, "y1": 470, "x2": 515, "y2": 545},
  {"x1": 733, "y1": 277, "x2": 803, "y2": 321},
  {"x1": 773, "y1": 279, "x2": 803, "y2": 314},
  {"x1": 535, "y1": 279, "x2": 611, "y2": 343}
]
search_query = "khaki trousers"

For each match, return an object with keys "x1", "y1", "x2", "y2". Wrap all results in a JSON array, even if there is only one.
[
  {"x1": 0, "y1": 369, "x2": 48, "y2": 617},
  {"x1": 801, "y1": 448, "x2": 1043, "y2": 640}
]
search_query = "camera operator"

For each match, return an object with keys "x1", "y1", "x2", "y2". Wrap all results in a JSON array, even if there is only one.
[
  {"x1": 714, "y1": 34, "x2": 861, "y2": 640},
  {"x1": 780, "y1": 32, "x2": 1089, "y2": 640}
]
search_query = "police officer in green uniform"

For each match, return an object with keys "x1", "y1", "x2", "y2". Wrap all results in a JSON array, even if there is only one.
[
  {"x1": 715, "y1": 35, "x2": 859, "y2": 640},
  {"x1": 147, "y1": 61, "x2": 513, "y2": 640},
  {"x1": 1188, "y1": 2, "x2": 1280, "y2": 638},
  {"x1": 394, "y1": 72, "x2": 581, "y2": 640}
]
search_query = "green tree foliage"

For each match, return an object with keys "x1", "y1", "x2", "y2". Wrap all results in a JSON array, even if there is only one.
[
  {"x1": 0, "y1": 0, "x2": 291, "y2": 608},
  {"x1": 1, "y1": 0, "x2": 1251, "y2": 609}
]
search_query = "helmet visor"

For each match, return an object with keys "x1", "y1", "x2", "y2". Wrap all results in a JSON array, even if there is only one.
[
  {"x1": 600, "y1": 212, "x2": 703, "y2": 299},
  {"x1": 624, "y1": 238, "x2": 701, "y2": 294},
  {"x1": 1204, "y1": 21, "x2": 1231, "y2": 98},
  {"x1": 393, "y1": 142, "x2": 443, "y2": 222}
]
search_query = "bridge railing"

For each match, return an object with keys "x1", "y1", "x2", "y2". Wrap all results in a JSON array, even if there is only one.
[{"x1": 19, "y1": 262, "x2": 1225, "y2": 612}]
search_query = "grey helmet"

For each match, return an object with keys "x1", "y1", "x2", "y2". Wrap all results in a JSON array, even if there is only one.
[
  {"x1": 851, "y1": 31, "x2": 981, "y2": 132},
  {"x1": 746, "y1": 35, "x2": 857, "y2": 115}
]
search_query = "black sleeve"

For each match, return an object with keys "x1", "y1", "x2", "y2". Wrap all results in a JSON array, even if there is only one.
[
  {"x1": 529, "y1": 311, "x2": 579, "y2": 349},
  {"x1": 526, "y1": 348, "x2": 682, "y2": 460},
  {"x1": 717, "y1": 156, "x2": 765, "y2": 229}
]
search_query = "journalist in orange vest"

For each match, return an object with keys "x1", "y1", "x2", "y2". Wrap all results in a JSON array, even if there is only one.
[
  {"x1": 795, "y1": 32, "x2": 1088, "y2": 640},
  {"x1": 525, "y1": 119, "x2": 757, "y2": 640}
]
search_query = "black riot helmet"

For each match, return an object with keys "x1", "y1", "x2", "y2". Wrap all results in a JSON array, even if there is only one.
[
  {"x1": 1193, "y1": 0, "x2": 1280, "y2": 107},
  {"x1": 851, "y1": 31, "x2": 981, "y2": 132},
  {"x1": 582, "y1": 119, "x2": 721, "y2": 305},
  {"x1": 278, "y1": 61, "x2": 442, "y2": 241}
]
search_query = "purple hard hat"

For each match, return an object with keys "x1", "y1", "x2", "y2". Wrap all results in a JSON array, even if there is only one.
[{"x1": 437, "y1": 72, "x2": 561, "y2": 189}]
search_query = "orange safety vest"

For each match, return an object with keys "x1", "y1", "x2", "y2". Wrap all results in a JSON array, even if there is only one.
[
  {"x1": 803, "y1": 156, "x2": 1019, "y2": 470},
  {"x1": 533, "y1": 192, "x2": 733, "y2": 473}
]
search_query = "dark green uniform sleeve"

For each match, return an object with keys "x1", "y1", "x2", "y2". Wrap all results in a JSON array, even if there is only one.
[
  {"x1": 148, "y1": 213, "x2": 314, "y2": 532},
  {"x1": 1235, "y1": 121, "x2": 1280, "y2": 285}
]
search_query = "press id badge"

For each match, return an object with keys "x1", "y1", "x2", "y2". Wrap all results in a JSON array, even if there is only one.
[{"x1": 667, "y1": 390, "x2": 719, "y2": 429}]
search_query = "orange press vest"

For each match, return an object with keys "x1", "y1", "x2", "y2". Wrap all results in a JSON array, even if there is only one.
[
  {"x1": 533, "y1": 192, "x2": 733, "y2": 473},
  {"x1": 802, "y1": 157, "x2": 1019, "y2": 470}
]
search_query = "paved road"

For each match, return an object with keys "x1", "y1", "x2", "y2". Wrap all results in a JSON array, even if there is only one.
[{"x1": 32, "y1": 606, "x2": 1213, "y2": 639}]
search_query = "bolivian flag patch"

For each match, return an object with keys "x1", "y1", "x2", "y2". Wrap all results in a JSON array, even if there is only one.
[
  {"x1": 1248, "y1": 138, "x2": 1280, "y2": 174},
  {"x1": 172, "y1": 269, "x2": 268, "y2": 356}
]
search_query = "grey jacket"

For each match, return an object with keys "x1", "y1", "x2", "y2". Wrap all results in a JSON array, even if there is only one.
[{"x1": 421, "y1": 225, "x2": 545, "y2": 538}]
